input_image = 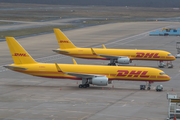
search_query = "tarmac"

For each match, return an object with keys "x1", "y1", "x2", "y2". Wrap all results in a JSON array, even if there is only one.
[{"x1": 0, "y1": 21, "x2": 180, "y2": 120}]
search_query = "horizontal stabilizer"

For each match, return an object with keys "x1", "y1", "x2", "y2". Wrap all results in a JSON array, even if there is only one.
[
  {"x1": 52, "y1": 50, "x2": 69, "y2": 53},
  {"x1": 3, "y1": 66, "x2": 27, "y2": 70}
]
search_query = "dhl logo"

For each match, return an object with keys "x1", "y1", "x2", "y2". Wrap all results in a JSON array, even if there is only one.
[
  {"x1": 59, "y1": 41, "x2": 69, "y2": 43},
  {"x1": 13, "y1": 53, "x2": 29, "y2": 57},
  {"x1": 117, "y1": 70, "x2": 149, "y2": 78},
  {"x1": 136, "y1": 53, "x2": 160, "y2": 58}
]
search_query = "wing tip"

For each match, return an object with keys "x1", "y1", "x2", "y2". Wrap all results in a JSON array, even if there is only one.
[{"x1": 55, "y1": 63, "x2": 63, "y2": 72}]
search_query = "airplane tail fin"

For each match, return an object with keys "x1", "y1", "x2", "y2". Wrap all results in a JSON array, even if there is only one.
[
  {"x1": 53, "y1": 28, "x2": 77, "y2": 49},
  {"x1": 5, "y1": 37, "x2": 37, "y2": 64}
]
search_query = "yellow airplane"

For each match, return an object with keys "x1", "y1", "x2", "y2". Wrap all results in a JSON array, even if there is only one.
[
  {"x1": 4, "y1": 37, "x2": 170, "y2": 90},
  {"x1": 53, "y1": 29, "x2": 176, "y2": 68}
]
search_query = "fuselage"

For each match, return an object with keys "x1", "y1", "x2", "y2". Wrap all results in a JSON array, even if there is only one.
[
  {"x1": 56, "y1": 48, "x2": 176, "y2": 61},
  {"x1": 9, "y1": 63, "x2": 170, "y2": 82}
]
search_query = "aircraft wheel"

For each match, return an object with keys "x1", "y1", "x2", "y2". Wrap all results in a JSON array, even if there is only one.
[
  {"x1": 109, "y1": 63, "x2": 115, "y2": 66},
  {"x1": 83, "y1": 84, "x2": 87, "y2": 88},
  {"x1": 79, "y1": 84, "x2": 83, "y2": 88},
  {"x1": 108, "y1": 63, "x2": 111, "y2": 66},
  {"x1": 147, "y1": 87, "x2": 151, "y2": 90},
  {"x1": 86, "y1": 84, "x2": 90, "y2": 87}
]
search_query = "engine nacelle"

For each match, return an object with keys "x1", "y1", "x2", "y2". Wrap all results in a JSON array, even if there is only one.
[
  {"x1": 117, "y1": 57, "x2": 130, "y2": 64},
  {"x1": 88, "y1": 76, "x2": 108, "y2": 86}
]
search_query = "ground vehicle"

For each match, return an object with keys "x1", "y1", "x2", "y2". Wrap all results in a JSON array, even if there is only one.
[
  {"x1": 140, "y1": 85, "x2": 146, "y2": 90},
  {"x1": 156, "y1": 85, "x2": 163, "y2": 91},
  {"x1": 176, "y1": 42, "x2": 180, "y2": 58},
  {"x1": 149, "y1": 28, "x2": 180, "y2": 36}
]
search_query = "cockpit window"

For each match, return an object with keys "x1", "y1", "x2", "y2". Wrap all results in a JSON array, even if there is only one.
[
  {"x1": 159, "y1": 72, "x2": 166, "y2": 75},
  {"x1": 168, "y1": 54, "x2": 173, "y2": 56}
]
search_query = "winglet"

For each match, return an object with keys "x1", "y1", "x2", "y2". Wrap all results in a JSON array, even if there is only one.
[
  {"x1": 91, "y1": 48, "x2": 97, "y2": 55},
  {"x1": 55, "y1": 63, "x2": 63, "y2": 72},
  {"x1": 73, "y1": 58, "x2": 77, "y2": 64},
  {"x1": 102, "y1": 44, "x2": 106, "y2": 49}
]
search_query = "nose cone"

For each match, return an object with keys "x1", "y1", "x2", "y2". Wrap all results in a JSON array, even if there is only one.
[
  {"x1": 172, "y1": 56, "x2": 176, "y2": 60},
  {"x1": 169, "y1": 55, "x2": 176, "y2": 60},
  {"x1": 166, "y1": 75, "x2": 171, "y2": 81}
]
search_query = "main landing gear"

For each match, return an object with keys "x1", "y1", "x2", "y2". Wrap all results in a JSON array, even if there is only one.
[
  {"x1": 78, "y1": 78, "x2": 90, "y2": 88},
  {"x1": 108, "y1": 59, "x2": 116, "y2": 66},
  {"x1": 158, "y1": 61, "x2": 173, "y2": 68},
  {"x1": 108, "y1": 63, "x2": 116, "y2": 66},
  {"x1": 158, "y1": 61, "x2": 165, "y2": 68},
  {"x1": 79, "y1": 84, "x2": 90, "y2": 88}
]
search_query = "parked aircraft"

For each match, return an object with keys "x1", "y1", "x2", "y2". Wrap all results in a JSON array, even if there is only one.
[
  {"x1": 4, "y1": 37, "x2": 170, "y2": 90},
  {"x1": 53, "y1": 29, "x2": 176, "y2": 68}
]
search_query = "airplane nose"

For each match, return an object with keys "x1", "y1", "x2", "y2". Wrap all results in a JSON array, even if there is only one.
[
  {"x1": 167, "y1": 75, "x2": 171, "y2": 81},
  {"x1": 169, "y1": 56, "x2": 176, "y2": 60},
  {"x1": 173, "y1": 56, "x2": 176, "y2": 60}
]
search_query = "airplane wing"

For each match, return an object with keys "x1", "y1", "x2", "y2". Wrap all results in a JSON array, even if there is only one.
[
  {"x1": 98, "y1": 54, "x2": 122, "y2": 59},
  {"x1": 55, "y1": 63, "x2": 104, "y2": 78},
  {"x1": 91, "y1": 48, "x2": 128, "y2": 59},
  {"x1": 66, "y1": 72, "x2": 104, "y2": 78},
  {"x1": 3, "y1": 66, "x2": 27, "y2": 70}
]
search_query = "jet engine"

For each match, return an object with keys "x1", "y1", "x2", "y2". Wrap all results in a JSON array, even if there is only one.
[
  {"x1": 88, "y1": 76, "x2": 108, "y2": 86},
  {"x1": 117, "y1": 57, "x2": 130, "y2": 64}
]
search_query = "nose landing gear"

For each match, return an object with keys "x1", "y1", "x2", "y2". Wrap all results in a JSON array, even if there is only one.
[
  {"x1": 147, "y1": 82, "x2": 152, "y2": 90},
  {"x1": 158, "y1": 61, "x2": 173, "y2": 68},
  {"x1": 158, "y1": 61, "x2": 165, "y2": 68},
  {"x1": 140, "y1": 81, "x2": 153, "y2": 90}
]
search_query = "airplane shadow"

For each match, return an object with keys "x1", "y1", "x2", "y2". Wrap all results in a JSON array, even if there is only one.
[{"x1": 5, "y1": 84, "x2": 141, "y2": 91}]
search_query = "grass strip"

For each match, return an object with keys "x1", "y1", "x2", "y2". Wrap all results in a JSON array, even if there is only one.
[
  {"x1": 82, "y1": 19, "x2": 155, "y2": 24},
  {"x1": 0, "y1": 25, "x2": 78, "y2": 39},
  {"x1": 0, "y1": 21, "x2": 13, "y2": 25}
]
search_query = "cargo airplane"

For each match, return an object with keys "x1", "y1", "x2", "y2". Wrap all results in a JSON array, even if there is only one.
[
  {"x1": 4, "y1": 37, "x2": 170, "y2": 90},
  {"x1": 53, "y1": 29, "x2": 176, "y2": 68}
]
